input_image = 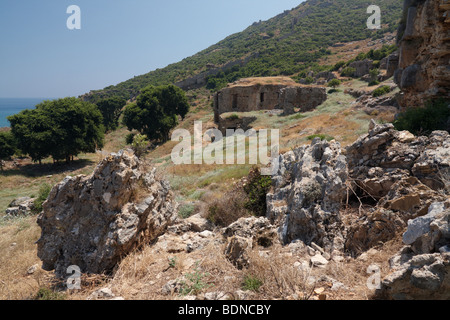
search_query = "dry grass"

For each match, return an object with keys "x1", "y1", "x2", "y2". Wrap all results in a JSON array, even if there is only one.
[
  {"x1": 0, "y1": 73, "x2": 403, "y2": 301},
  {"x1": 0, "y1": 216, "x2": 46, "y2": 299}
]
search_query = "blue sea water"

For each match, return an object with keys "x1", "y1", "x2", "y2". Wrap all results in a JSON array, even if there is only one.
[{"x1": 0, "y1": 98, "x2": 54, "y2": 128}]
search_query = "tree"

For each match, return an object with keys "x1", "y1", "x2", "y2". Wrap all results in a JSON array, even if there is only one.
[
  {"x1": 95, "y1": 96, "x2": 126, "y2": 132},
  {"x1": 0, "y1": 131, "x2": 16, "y2": 170},
  {"x1": 327, "y1": 79, "x2": 341, "y2": 88},
  {"x1": 8, "y1": 98, "x2": 104, "y2": 164},
  {"x1": 123, "y1": 85, "x2": 190, "y2": 142},
  {"x1": 8, "y1": 109, "x2": 54, "y2": 164}
]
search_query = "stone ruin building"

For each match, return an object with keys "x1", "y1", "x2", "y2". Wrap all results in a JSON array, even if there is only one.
[{"x1": 213, "y1": 77, "x2": 327, "y2": 133}]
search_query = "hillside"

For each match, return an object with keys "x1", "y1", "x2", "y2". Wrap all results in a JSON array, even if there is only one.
[
  {"x1": 2, "y1": 0, "x2": 449, "y2": 303},
  {"x1": 81, "y1": 0, "x2": 402, "y2": 101}
]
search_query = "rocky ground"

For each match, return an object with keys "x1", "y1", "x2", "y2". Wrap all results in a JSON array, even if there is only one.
[{"x1": 22, "y1": 121, "x2": 449, "y2": 301}]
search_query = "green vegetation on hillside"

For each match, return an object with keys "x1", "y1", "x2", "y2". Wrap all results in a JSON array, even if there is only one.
[
  {"x1": 83, "y1": 0, "x2": 402, "y2": 100},
  {"x1": 393, "y1": 98, "x2": 450, "y2": 135}
]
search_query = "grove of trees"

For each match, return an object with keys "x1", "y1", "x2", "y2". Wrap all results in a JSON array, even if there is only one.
[
  {"x1": 0, "y1": 131, "x2": 16, "y2": 170},
  {"x1": 94, "y1": 96, "x2": 127, "y2": 132},
  {"x1": 7, "y1": 97, "x2": 105, "y2": 164},
  {"x1": 123, "y1": 84, "x2": 190, "y2": 143}
]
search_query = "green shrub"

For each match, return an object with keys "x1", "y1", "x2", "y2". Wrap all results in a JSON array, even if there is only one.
[
  {"x1": 290, "y1": 113, "x2": 307, "y2": 120},
  {"x1": 327, "y1": 79, "x2": 341, "y2": 88},
  {"x1": 304, "y1": 76, "x2": 315, "y2": 85},
  {"x1": 32, "y1": 183, "x2": 52, "y2": 214},
  {"x1": 243, "y1": 167, "x2": 272, "y2": 217},
  {"x1": 307, "y1": 134, "x2": 334, "y2": 141},
  {"x1": 341, "y1": 67, "x2": 356, "y2": 78},
  {"x1": 372, "y1": 85, "x2": 391, "y2": 97},
  {"x1": 393, "y1": 98, "x2": 450, "y2": 136},
  {"x1": 131, "y1": 134, "x2": 149, "y2": 157},
  {"x1": 242, "y1": 275, "x2": 263, "y2": 292},
  {"x1": 35, "y1": 287, "x2": 66, "y2": 300},
  {"x1": 179, "y1": 262, "x2": 212, "y2": 296},
  {"x1": 226, "y1": 114, "x2": 240, "y2": 120},
  {"x1": 125, "y1": 133, "x2": 135, "y2": 145},
  {"x1": 178, "y1": 203, "x2": 195, "y2": 219},
  {"x1": 327, "y1": 88, "x2": 342, "y2": 94},
  {"x1": 332, "y1": 61, "x2": 346, "y2": 71}
]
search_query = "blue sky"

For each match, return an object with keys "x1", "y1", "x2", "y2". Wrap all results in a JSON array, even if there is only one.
[{"x1": 0, "y1": 0, "x2": 303, "y2": 98}]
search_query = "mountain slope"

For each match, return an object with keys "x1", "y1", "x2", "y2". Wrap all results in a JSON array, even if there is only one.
[{"x1": 82, "y1": 0, "x2": 402, "y2": 102}]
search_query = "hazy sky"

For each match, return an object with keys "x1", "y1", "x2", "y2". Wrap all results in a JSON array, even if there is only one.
[{"x1": 0, "y1": 0, "x2": 303, "y2": 98}]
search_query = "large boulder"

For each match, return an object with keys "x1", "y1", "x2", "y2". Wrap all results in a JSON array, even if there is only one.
[
  {"x1": 267, "y1": 138, "x2": 348, "y2": 253},
  {"x1": 5, "y1": 197, "x2": 35, "y2": 217},
  {"x1": 348, "y1": 59, "x2": 374, "y2": 77},
  {"x1": 36, "y1": 150, "x2": 178, "y2": 277},
  {"x1": 222, "y1": 216, "x2": 278, "y2": 269}
]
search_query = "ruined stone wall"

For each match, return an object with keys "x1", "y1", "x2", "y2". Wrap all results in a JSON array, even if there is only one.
[
  {"x1": 214, "y1": 84, "x2": 286, "y2": 118},
  {"x1": 213, "y1": 80, "x2": 327, "y2": 122}
]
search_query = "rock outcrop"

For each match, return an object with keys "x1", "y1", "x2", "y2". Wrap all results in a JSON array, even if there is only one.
[
  {"x1": 345, "y1": 177, "x2": 447, "y2": 254},
  {"x1": 345, "y1": 122, "x2": 449, "y2": 254},
  {"x1": 346, "y1": 121, "x2": 449, "y2": 199},
  {"x1": 375, "y1": 200, "x2": 450, "y2": 300},
  {"x1": 5, "y1": 197, "x2": 35, "y2": 217},
  {"x1": 222, "y1": 217, "x2": 278, "y2": 269},
  {"x1": 36, "y1": 150, "x2": 178, "y2": 277},
  {"x1": 348, "y1": 59, "x2": 374, "y2": 78},
  {"x1": 395, "y1": 0, "x2": 450, "y2": 108},
  {"x1": 266, "y1": 137, "x2": 348, "y2": 254}
]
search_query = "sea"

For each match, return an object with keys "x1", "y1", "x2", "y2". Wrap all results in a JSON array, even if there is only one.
[{"x1": 0, "y1": 98, "x2": 54, "y2": 128}]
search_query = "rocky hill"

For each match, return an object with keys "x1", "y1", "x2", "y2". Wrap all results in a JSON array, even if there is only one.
[
  {"x1": 80, "y1": 0, "x2": 402, "y2": 102},
  {"x1": 34, "y1": 122, "x2": 449, "y2": 300},
  {"x1": 0, "y1": 0, "x2": 448, "y2": 302}
]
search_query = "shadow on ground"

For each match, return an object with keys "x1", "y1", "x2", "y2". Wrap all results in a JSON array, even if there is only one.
[{"x1": 0, "y1": 159, "x2": 96, "y2": 178}]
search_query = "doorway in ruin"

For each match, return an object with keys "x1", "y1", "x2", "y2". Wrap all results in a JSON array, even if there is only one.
[{"x1": 232, "y1": 94, "x2": 238, "y2": 110}]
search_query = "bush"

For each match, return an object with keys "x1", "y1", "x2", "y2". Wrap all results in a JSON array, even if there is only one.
[
  {"x1": 304, "y1": 76, "x2": 315, "y2": 84},
  {"x1": 307, "y1": 134, "x2": 334, "y2": 141},
  {"x1": 372, "y1": 85, "x2": 391, "y2": 97},
  {"x1": 125, "y1": 133, "x2": 135, "y2": 145},
  {"x1": 327, "y1": 88, "x2": 341, "y2": 94},
  {"x1": 332, "y1": 61, "x2": 346, "y2": 71},
  {"x1": 226, "y1": 114, "x2": 240, "y2": 120},
  {"x1": 34, "y1": 287, "x2": 66, "y2": 300},
  {"x1": 178, "y1": 203, "x2": 195, "y2": 219},
  {"x1": 131, "y1": 134, "x2": 149, "y2": 158},
  {"x1": 243, "y1": 167, "x2": 272, "y2": 217},
  {"x1": 206, "y1": 167, "x2": 272, "y2": 227},
  {"x1": 242, "y1": 275, "x2": 263, "y2": 292},
  {"x1": 327, "y1": 79, "x2": 341, "y2": 88},
  {"x1": 207, "y1": 187, "x2": 249, "y2": 227},
  {"x1": 341, "y1": 67, "x2": 356, "y2": 78},
  {"x1": 393, "y1": 98, "x2": 450, "y2": 136},
  {"x1": 179, "y1": 262, "x2": 212, "y2": 296},
  {"x1": 32, "y1": 183, "x2": 52, "y2": 214}
]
